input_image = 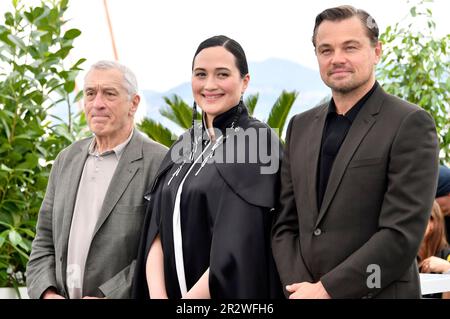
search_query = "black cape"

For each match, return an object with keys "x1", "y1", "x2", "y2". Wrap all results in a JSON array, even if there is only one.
[{"x1": 132, "y1": 104, "x2": 283, "y2": 299}]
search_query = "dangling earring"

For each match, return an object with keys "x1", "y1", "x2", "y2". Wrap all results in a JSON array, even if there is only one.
[
  {"x1": 240, "y1": 94, "x2": 244, "y2": 104},
  {"x1": 192, "y1": 101, "x2": 197, "y2": 128},
  {"x1": 190, "y1": 101, "x2": 198, "y2": 159}
]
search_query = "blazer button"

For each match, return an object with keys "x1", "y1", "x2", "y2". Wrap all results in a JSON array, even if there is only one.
[{"x1": 314, "y1": 228, "x2": 322, "y2": 236}]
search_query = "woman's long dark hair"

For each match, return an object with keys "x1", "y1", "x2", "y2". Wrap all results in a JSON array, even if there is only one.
[{"x1": 418, "y1": 201, "x2": 449, "y2": 262}]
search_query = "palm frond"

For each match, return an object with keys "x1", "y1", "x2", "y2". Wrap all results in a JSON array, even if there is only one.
[
  {"x1": 267, "y1": 90, "x2": 299, "y2": 136},
  {"x1": 245, "y1": 93, "x2": 259, "y2": 116},
  {"x1": 160, "y1": 95, "x2": 194, "y2": 129},
  {"x1": 138, "y1": 117, "x2": 177, "y2": 147}
]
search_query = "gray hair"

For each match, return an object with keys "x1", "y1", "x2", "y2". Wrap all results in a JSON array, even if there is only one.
[{"x1": 85, "y1": 60, "x2": 138, "y2": 99}]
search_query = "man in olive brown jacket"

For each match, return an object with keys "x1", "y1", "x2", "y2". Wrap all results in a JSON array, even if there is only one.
[{"x1": 272, "y1": 6, "x2": 439, "y2": 299}]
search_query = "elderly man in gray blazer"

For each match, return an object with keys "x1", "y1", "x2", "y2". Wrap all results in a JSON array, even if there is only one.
[
  {"x1": 272, "y1": 6, "x2": 439, "y2": 299},
  {"x1": 26, "y1": 61, "x2": 167, "y2": 299}
]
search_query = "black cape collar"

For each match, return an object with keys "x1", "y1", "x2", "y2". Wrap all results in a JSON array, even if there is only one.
[{"x1": 202, "y1": 102, "x2": 248, "y2": 136}]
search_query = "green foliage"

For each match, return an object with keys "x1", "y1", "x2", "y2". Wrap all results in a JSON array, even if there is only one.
[
  {"x1": 267, "y1": 90, "x2": 298, "y2": 138},
  {"x1": 139, "y1": 91, "x2": 298, "y2": 147},
  {"x1": 0, "y1": 0, "x2": 85, "y2": 289},
  {"x1": 377, "y1": 0, "x2": 450, "y2": 162},
  {"x1": 139, "y1": 117, "x2": 176, "y2": 148},
  {"x1": 245, "y1": 93, "x2": 259, "y2": 116},
  {"x1": 160, "y1": 95, "x2": 199, "y2": 130}
]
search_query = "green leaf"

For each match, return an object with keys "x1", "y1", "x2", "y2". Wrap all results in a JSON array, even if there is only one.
[
  {"x1": 16, "y1": 153, "x2": 39, "y2": 170},
  {"x1": 245, "y1": 93, "x2": 259, "y2": 116},
  {"x1": 60, "y1": 0, "x2": 69, "y2": 11},
  {"x1": 6, "y1": 34, "x2": 27, "y2": 51},
  {"x1": 138, "y1": 118, "x2": 176, "y2": 147},
  {"x1": 8, "y1": 230, "x2": 22, "y2": 247},
  {"x1": 71, "y1": 58, "x2": 86, "y2": 70},
  {"x1": 54, "y1": 46, "x2": 73, "y2": 59},
  {"x1": 32, "y1": 7, "x2": 45, "y2": 21},
  {"x1": 63, "y1": 29, "x2": 81, "y2": 40},
  {"x1": 267, "y1": 90, "x2": 298, "y2": 136},
  {"x1": 161, "y1": 95, "x2": 196, "y2": 129},
  {"x1": 0, "y1": 117, "x2": 11, "y2": 141},
  {"x1": 19, "y1": 228, "x2": 35, "y2": 238},
  {"x1": 73, "y1": 90, "x2": 84, "y2": 103},
  {"x1": 64, "y1": 80, "x2": 75, "y2": 93},
  {"x1": 16, "y1": 235, "x2": 30, "y2": 252},
  {"x1": 5, "y1": 12, "x2": 14, "y2": 26},
  {"x1": 0, "y1": 221, "x2": 12, "y2": 229},
  {"x1": 0, "y1": 164, "x2": 13, "y2": 173}
]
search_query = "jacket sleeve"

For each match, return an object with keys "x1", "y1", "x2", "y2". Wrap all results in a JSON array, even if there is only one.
[
  {"x1": 271, "y1": 116, "x2": 314, "y2": 297},
  {"x1": 26, "y1": 153, "x2": 62, "y2": 299},
  {"x1": 321, "y1": 109, "x2": 439, "y2": 298}
]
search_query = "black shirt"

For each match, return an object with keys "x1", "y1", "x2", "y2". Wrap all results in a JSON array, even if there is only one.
[{"x1": 317, "y1": 82, "x2": 379, "y2": 209}]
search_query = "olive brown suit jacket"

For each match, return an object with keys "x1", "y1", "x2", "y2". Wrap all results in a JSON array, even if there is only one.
[{"x1": 272, "y1": 86, "x2": 439, "y2": 298}]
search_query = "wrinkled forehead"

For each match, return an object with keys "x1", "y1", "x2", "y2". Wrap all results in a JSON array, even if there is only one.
[{"x1": 84, "y1": 68, "x2": 125, "y2": 90}]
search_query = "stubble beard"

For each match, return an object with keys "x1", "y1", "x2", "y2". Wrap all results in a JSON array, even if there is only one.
[{"x1": 326, "y1": 73, "x2": 373, "y2": 96}]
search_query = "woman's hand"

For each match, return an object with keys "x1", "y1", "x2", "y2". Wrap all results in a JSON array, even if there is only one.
[{"x1": 420, "y1": 256, "x2": 450, "y2": 274}]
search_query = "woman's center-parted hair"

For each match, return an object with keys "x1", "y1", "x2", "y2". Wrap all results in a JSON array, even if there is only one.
[
  {"x1": 192, "y1": 35, "x2": 249, "y2": 78},
  {"x1": 85, "y1": 60, "x2": 138, "y2": 100}
]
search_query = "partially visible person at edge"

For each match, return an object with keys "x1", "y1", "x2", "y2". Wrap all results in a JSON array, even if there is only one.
[
  {"x1": 26, "y1": 61, "x2": 167, "y2": 299},
  {"x1": 418, "y1": 201, "x2": 450, "y2": 299},
  {"x1": 132, "y1": 35, "x2": 283, "y2": 299},
  {"x1": 271, "y1": 6, "x2": 439, "y2": 299},
  {"x1": 436, "y1": 164, "x2": 450, "y2": 242}
]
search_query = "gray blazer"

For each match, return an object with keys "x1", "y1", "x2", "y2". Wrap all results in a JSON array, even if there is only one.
[
  {"x1": 272, "y1": 86, "x2": 440, "y2": 298},
  {"x1": 26, "y1": 130, "x2": 167, "y2": 299}
]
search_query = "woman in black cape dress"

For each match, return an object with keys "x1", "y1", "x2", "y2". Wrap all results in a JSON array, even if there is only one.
[{"x1": 132, "y1": 36, "x2": 283, "y2": 299}]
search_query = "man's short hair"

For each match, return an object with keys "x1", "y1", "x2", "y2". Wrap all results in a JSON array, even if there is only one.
[{"x1": 312, "y1": 5, "x2": 379, "y2": 48}]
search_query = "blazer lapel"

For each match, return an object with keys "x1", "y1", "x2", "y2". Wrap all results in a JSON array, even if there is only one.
[
  {"x1": 92, "y1": 131, "x2": 143, "y2": 236},
  {"x1": 315, "y1": 88, "x2": 384, "y2": 228},
  {"x1": 306, "y1": 105, "x2": 328, "y2": 218}
]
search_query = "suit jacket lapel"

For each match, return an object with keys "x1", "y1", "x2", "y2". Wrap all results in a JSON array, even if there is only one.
[
  {"x1": 306, "y1": 105, "x2": 328, "y2": 218},
  {"x1": 315, "y1": 87, "x2": 384, "y2": 228},
  {"x1": 92, "y1": 131, "x2": 143, "y2": 237}
]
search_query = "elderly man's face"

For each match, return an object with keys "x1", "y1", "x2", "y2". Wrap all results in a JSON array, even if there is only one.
[
  {"x1": 83, "y1": 68, "x2": 138, "y2": 139},
  {"x1": 436, "y1": 194, "x2": 450, "y2": 217}
]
